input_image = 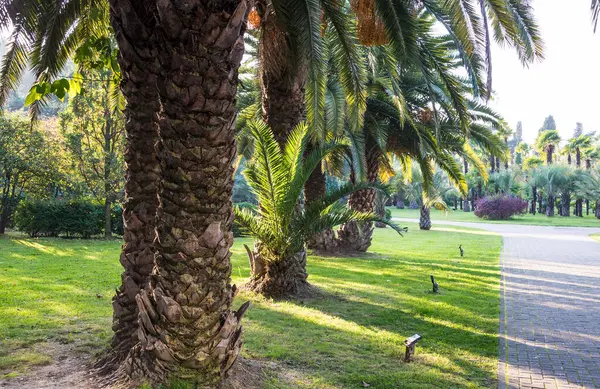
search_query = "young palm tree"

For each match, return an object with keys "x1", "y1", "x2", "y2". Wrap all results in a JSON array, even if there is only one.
[
  {"x1": 514, "y1": 142, "x2": 531, "y2": 167},
  {"x1": 536, "y1": 130, "x2": 561, "y2": 164},
  {"x1": 236, "y1": 120, "x2": 404, "y2": 297}
]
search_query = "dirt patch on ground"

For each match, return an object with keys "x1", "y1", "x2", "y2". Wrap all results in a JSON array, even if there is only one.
[
  {"x1": 0, "y1": 342, "x2": 99, "y2": 389},
  {"x1": 1, "y1": 342, "x2": 299, "y2": 389}
]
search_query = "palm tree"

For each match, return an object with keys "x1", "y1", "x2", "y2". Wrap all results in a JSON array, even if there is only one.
[
  {"x1": 497, "y1": 125, "x2": 513, "y2": 169},
  {"x1": 536, "y1": 165, "x2": 570, "y2": 217},
  {"x1": 576, "y1": 166, "x2": 600, "y2": 219},
  {"x1": 236, "y1": 120, "x2": 403, "y2": 297},
  {"x1": 536, "y1": 130, "x2": 561, "y2": 164},
  {"x1": 0, "y1": 0, "x2": 164, "y2": 370},
  {"x1": 405, "y1": 168, "x2": 456, "y2": 230},
  {"x1": 125, "y1": 0, "x2": 253, "y2": 384}
]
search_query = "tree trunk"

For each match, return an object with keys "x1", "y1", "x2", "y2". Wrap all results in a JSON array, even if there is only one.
[
  {"x1": 496, "y1": 156, "x2": 500, "y2": 171},
  {"x1": 305, "y1": 165, "x2": 337, "y2": 252},
  {"x1": 463, "y1": 195, "x2": 471, "y2": 212},
  {"x1": 546, "y1": 195, "x2": 555, "y2": 216},
  {"x1": 337, "y1": 146, "x2": 379, "y2": 252},
  {"x1": 396, "y1": 194, "x2": 405, "y2": 209},
  {"x1": 586, "y1": 159, "x2": 592, "y2": 170},
  {"x1": 546, "y1": 145, "x2": 554, "y2": 164},
  {"x1": 105, "y1": 0, "x2": 162, "y2": 373},
  {"x1": 576, "y1": 148, "x2": 581, "y2": 168},
  {"x1": 490, "y1": 155, "x2": 495, "y2": 173},
  {"x1": 504, "y1": 137, "x2": 509, "y2": 169},
  {"x1": 575, "y1": 199, "x2": 583, "y2": 217},
  {"x1": 245, "y1": 246, "x2": 309, "y2": 298},
  {"x1": 459, "y1": 198, "x2": 463, "y2": 210},
  {"x1": 419, "y1": 206, "x2": 431, "y2": 230},
  {"x1": 567, "y1": 153, "x2": 572, "y2": 165},
  {"x1": 586, "y1": 199, "x2": 590, "y2": 215},
  {"x1": 538, "y1": 190, "x2": 543, "y2": 214},
  {"x1": 596, "y1": 201, "x2": 600, "y2": 219},
  {"x1": 123, "y1": 0, "x2": 249, "y2": 384},
  {"x1": 104, "y1": 198, "x2": 112, "y2": 238},
  {"x1": 531, "y1": 186, "x2": 537, "y2": 215},
  {"x1": 259, "y1": 15, "x2": 306, "y2": 147},
  {"x1": 561, "y1": 194, "x2": 570, "y2": 217}
]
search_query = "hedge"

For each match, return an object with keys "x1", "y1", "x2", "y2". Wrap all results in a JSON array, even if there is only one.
[{"x1": 15, "y1": 200, "x2": 108, "y2": 238}]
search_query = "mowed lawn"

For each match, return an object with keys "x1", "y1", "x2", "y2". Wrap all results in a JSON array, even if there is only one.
[
  {"x1": 391, "y1": 207, "x2": 600, "y2": 227},
  {"x1": 0, "y1": 223, "x2": 502, "y2": 388}
]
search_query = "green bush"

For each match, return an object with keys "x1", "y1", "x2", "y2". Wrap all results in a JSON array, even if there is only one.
[
  {"x1": 233, "y1": 202, "x2": 256, "y2": 237},
  {"x1": 15, "y1": 200, "x2": 104, "y2": 238},
  {"x1": 385, "y1": 208, "x2": 392, "y2": 221},
  {"x1": 111, "y1": 204, "x2": 124, "y2": 236}
]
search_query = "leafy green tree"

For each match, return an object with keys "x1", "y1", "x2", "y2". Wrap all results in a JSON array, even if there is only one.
[
  {"x1": 59, "y1": 70, "x2": 125, "y2": 239},
  {"x1": 539, "y1": 115, "x2": 557, "y2": 133},
  {"x1": 0, "y1": 113, "x2": 60, "y2": 233},
  {"x1": 236, "y1": 120, "x2": 402, "y2": 297}
]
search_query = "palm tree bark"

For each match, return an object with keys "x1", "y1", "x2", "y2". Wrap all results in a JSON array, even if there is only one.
[
  {"x1": 127, "y1": 0, "x2": 250, "y2": 384},
  {"x1": 546, "y1": 195, "x2": 555, "y2": 216},
  {"x1": 259, "y1": 15, "x2": 306, "y2": 146},
  {"x1": 305, "y1": 165, "x2": 337, "y2": 251},
  {"x1": 245, "y1": 246, "x2": 309, "y2": 298},
  {"x1": 530, "y1": 186, "x2": 537, "y2": 215},
  {"x1": 596, "y1": 201, "x2": 600, "y2": 219},
  {"x1": 561, "y1": 194, "x2": 570, "y2": 217},
  {"x1": 419, "y1": 206, "x2": 431, "y2": 230},
  {"x1": 106, "y1": 0, "x2": 161, "y2": 368},
  {"x1": 546, "y1": 145, "x2": 554, "y2": 164},
  {"x1": 337, "y1": 146, "x2": 379, "y2": 252}
]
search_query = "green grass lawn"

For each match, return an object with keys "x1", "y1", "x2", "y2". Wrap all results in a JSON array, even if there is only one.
[
  {"x1": 591, "y1": 233, "x2": 600, "y2": 242},
  {"x1": 0, "y1": 224, "x2": 502, "y2": 388},
  {"x1": 390, "y1": 207, "x2": 600, "y2": 227}
]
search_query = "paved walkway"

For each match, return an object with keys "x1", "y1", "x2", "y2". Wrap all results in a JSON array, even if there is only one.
[{"x1": 395, "y1": 219, "x2": 600, "y2": 389}]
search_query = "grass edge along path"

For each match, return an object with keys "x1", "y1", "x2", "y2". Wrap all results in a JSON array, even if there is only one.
[
  {"x1": 390, "y1": 207, "x2": 600, "y2": 228},
  {"x1": 1, "y1": 223, "x2": 502, "y2": 388}
]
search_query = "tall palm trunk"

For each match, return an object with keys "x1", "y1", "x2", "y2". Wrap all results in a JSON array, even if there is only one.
[
  {"x1": 530, "y1": 186, "x2": 537, "y2": 214},
  {"x1": 546, "y1": 195, "x2": 555, "y2": 216},
  {"x1": 546, "y1": 145, "x2": 554, "y2": 164},
  {"x1": 337, "y1": 146, "x2": 379, "y2": 252},
  {"x1": 561, "y1": 194, "x2": 570, "y2": 216},
  {"x1": 576, "y1": 148, "x2": 581, "y2": 168},
  {"x1": 419, "y1": 206, "x2": 431, "y2": 230},
  {"x1": 128, "y1": 1, "x2": 250, "y2": 384},
  {"x1": 504, "y1": 137, "x2": 509, "y2": 169},
  {"x1": 305, "y1": 165, "x2": 337, "y2": 251},
  {"x1": 463, "y1": 159, "x2": 470, "y2": 212},
  {"x1": 106, "y1": 0, "x2": 161, "y2": 368},
  {"x1": 596, "y1": 201, "x2": 600, "y2": 219},
  {"x1": 490, "y1": 154, "x2": 495, "y2": 173},
  {"x1": 259, "y1": 16, "x2": 306, "y2": 146}
]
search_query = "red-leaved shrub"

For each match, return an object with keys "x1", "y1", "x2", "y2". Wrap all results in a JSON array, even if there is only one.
[{"x1": 474, "y1": 195, "x2": 528, "y2": 220}]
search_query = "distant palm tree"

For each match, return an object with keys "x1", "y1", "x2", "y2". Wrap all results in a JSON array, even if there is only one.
[
  {"x1": 405, "y1": 168, "x2": 457, "y2": 230},
  {"x1": 576, "y1": 166, "x2": 600, "y2": 219},
  {"x1": 536, "y1": 130, "x2": 561, "y2": 164}
]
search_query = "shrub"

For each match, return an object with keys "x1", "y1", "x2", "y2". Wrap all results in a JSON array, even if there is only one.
[
  {"x1": 15, "y1": 199, "x2": 104, "y2": 238},
  {"x1": 232, "y1": 202, "x2": 256, "y2": 237},
  {"x1": 111, "y1": 204, "x2": 124, "y2": 236},
  {"x1": 474, "y1": 195, "x2": 527, "y2": 220}
]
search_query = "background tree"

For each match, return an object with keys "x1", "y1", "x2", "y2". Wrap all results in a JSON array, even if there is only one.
[
  {"x1": 60, "y1": 70, "x2": 125, "y2": 239},
  {"x1": 0, "y1": 113, "x2": 60, "y2": 234},
  {"x1": 536, "y1": 130, "x2": 561, "y2": 164},
  {"x1": 539, "y1": 115, "x2": 556, "y2": 133}
]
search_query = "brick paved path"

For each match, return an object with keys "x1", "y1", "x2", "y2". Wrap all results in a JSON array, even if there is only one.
[{"x1": 395, "y1": 219, "x2": 600, "y2": 389}]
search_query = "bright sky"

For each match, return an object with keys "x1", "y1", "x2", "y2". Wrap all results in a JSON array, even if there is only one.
[{"x1": 489, "y1": 0, "x2": 600, "y2": 144}]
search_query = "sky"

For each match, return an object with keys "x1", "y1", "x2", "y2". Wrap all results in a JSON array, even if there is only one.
[{"x1": 489, "y1": 0, "x2": 600, "y2": 143}]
